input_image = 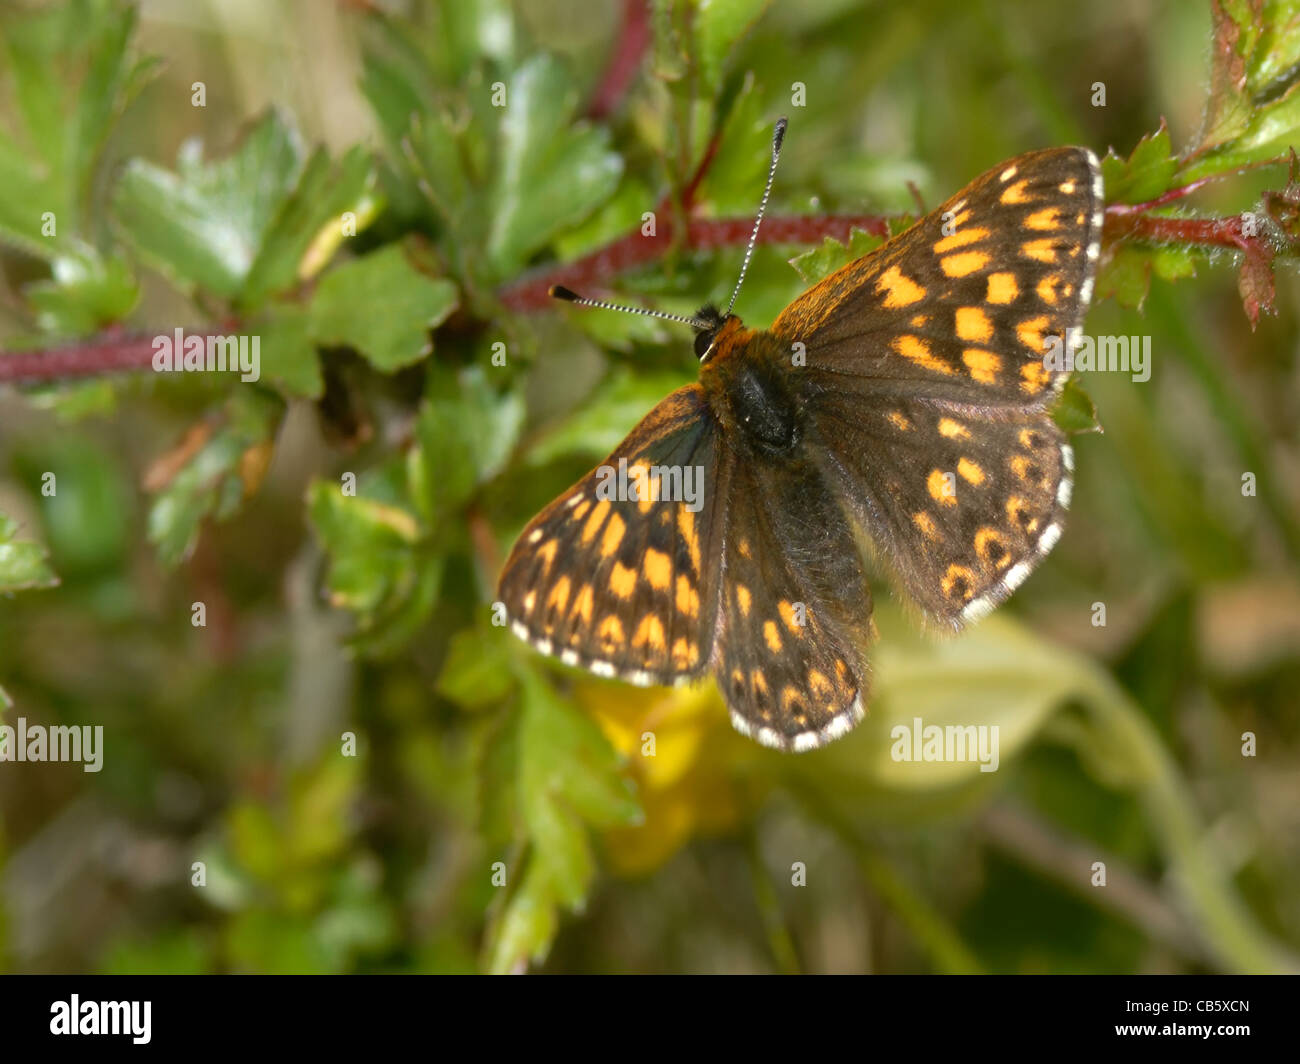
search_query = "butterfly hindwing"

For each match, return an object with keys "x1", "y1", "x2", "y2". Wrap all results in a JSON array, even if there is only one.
[
  {"x1": 497, "y1": 384, "x2": 726, "y2": 685},
  {"x1": 773, "y1": 147, "x2": 1103, "y2": 408},
  {"x1": 713, "y1": 453, "x2": 874, "y2": 750},
  {"x1": 806, "y1": 397, "x2": 1071, "y2": 628}
]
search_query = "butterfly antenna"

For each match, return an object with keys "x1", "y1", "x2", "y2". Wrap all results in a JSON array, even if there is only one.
[
  {"x1": 549, "y1": 285, "x2": 712, "y2": 330},
  {"x1": 725, "y1": 116, "x2": 787, "y2": 317}
]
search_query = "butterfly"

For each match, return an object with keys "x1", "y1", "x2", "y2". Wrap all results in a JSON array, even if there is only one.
[{"x1": 497, "y1": 118, "x2": 1103, "y2": 752}]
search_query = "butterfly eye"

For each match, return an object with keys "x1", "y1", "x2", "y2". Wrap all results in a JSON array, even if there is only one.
[{"x1": 694, "y1": 331, "x2": 715, "y2": 359}]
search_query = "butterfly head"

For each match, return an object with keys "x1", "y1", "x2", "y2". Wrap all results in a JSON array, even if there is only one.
[{"x1": 691, "y1": 305, "x2": 737, "y2": 361}]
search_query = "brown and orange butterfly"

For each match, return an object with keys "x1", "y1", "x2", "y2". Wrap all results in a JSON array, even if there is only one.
[{"x1": 498, "y1": 119, "x2": 1102, "y2": 752}]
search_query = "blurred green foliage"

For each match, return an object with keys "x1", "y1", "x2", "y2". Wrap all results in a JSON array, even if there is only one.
[{"x1": 0, "y1": 0, "x2": 1298, "y2": 974}]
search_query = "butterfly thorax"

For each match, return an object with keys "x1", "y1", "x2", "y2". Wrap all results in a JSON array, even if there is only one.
[{"x1": 699, "y1": 316, "x2": 802, "y2": 457}]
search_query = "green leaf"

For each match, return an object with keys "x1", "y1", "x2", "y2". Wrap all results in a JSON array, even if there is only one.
[
  {"x1": 0, "y1": 513, "x2": 59, "y2": 593},
  {"x1": 146, "y1": 391, "x2": 284, "y2": 566},
  {"x1": 241, "y1": 145, "x2": 380, "y2": 307},
  {"x1": 437, "y1": 626, "x2": 517, "y2": 709},
  {"x1": 1100, "y1": 123, "x2": 1176, "y2": 205},
  {"x1": 255, "y1": 306, "x2": 323, "y2": 400},
  {"x1": 1183, "y1": 0, "x2": 1300, "y2": 172},
  {"x1": 411, "y1": 365, "x2": 524, "y2": 522},
  {"x1": 487, "y1": 665, "x2": 641, "y2": 972},
  {"x1": 694, "y1": 0, "x2": 772, "y2": 99},
  {"x1": 523, "y1": 368, "x2": 688, "y2": 467},
  {"x1": 22, "y1": 245, "x2": 139, "y2": 335},
  {"x1": 306, "y1": 482, "x2": 421, "y2": 616},
  {"x1": 112, "y1": 110, "x2": 304, "y2": 300},
  {"x1": 788, "y1": 227, "x2": 885, "y2": 284},
  {"x1": 782, "y1": 605, "x2": 1093, "y2": 814},
  {"x1": 1096, "y1": 243, "x2": 1155, "y2": 309},
  {"x1": 308, "y1": 244, "x2": 459, "y2": 372},
  {"x1": 0, "y1": 0, "x2": 160, "y2": 256},
  {"x1": 487, "y1": 860, "x2": 561, "y2": 975},
  {"x1": 486, "y1": 54, "x2": 623, "y2": 277},
  {"x1": 1052, "y1": 378, "x2": 1103, "y2": 435},
  {"x1": 306, "y1": 479, "x2": 442, "y2": 657}
]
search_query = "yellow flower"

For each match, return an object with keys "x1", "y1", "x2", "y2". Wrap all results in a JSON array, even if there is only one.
[{"x1": 573, "y1": 678, "x2": 761, "y2": 876}]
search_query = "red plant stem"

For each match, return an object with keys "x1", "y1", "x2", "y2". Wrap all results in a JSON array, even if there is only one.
[
  {"x1": 586, "y1": 0, "x2": 651, "y2": 120},
  {"x1": 0, "y1": 329, "x2": 222, "y2": 384},
  {"x1": 3, "y1": 208, "x2": 1285, "y2": 384},
  {"x1": 1103, "y1": 210, "x2": 1252, "y2": 250},
  {"x1": 498, "y1": 213, "x2": 891, "y2": 312}
]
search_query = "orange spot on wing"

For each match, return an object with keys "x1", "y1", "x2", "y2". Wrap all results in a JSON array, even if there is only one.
[
  {"x1": 928, "y1": 469, "x2": 957, "y2": 506},
  {"x1": 601, "y1": 511, "x2": 626, "y2": 557},
  {"x1": 1036, "y1": 275, "x2": 1063, "y2": 305},
  {"x1": 958, "y1": 457, "x2": 986, "y2": 485},
  {"x1": 938, "y1": 418, "x2": 970, "y2": 439},
  {"x1": 955, "y1": 306, "x2": 993, "y2": 343},
  {"x1": 633, "y1": 614, "x2": 666, "y2": 652},
  {"x1": 987, "y1": 272, "x2": 1019, "y2": 304},
  {"x1": 535, "y1": 539, "x2": 558, "y2": 572},
  {"x1": 644, "y1": 547, "x2": 671, "y2": 590},
  {"x1": 678, "y1": 508, "x2": 701, "y2": 573},
  {"x1": 1016, "y1": 315, "x2": 1051, "y2": 355},
  {"x1": 1001, "y1": 178, "x2": 1032, "y2": 204},
  {"x1": 942, "y1": 564, "x2": 977, "y2": 602},
  {"x1": 598, "y1": 615, "x2": 625, "y2": 648},
  {"x1": 571, "y1": 583, "x2": 594, "y2": 625},
  {"x1": 676, "y1": 574, "x2": 699, "y2": 618},
  {"x1": 808, "y1": 669, "x2": 834, "y2": 699},
  {"x1": 1022, "y1": 238, "x2": 1059, "y2": 263},
  {"x1": 933, "y1": 226, "x2": 989, "y2": 253},
  {"x1": 581, "y1": 500, "x2": 611, "y2": 544},
  {"x1": 941, "y1": 251, "x2": 989, "y2": 277},
  {"x1": 894, "y1": 335, "x2": 954, "y2": 375},
  {"x1": 546, "y1": 575, "x2": 571, "y2": 614},
  {"x1": 763, "y1": 620, "x2": 783, "y2": 653},
  {"x1": 976, "y1": 527, "x2": 1010, "y2": 568},
  {"x1": 876, "y1": 265, "x2": 926, "y2": 307},
  {"x1": 1020, "y1": 361, "x2": 1051, "y2": 394},
  {"x1": 962, "y1": 348, "x2": 1001, "y2": 384},
  {"x1": 672, "y1": 636, "x2": 698, "y2": 668},
  {"x1": 609, "y1": 561, "x2": 637, "y2": 598},
  {"x1": 1025, "y1": 207, "x2": 1062, "y2": 230}
]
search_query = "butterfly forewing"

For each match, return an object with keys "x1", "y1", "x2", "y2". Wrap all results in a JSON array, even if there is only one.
[
  {"x1": 497, "y1": 384, "x2": 726, "y2": 685},
  {"x1": 772, "y1": 147, "x2": 1099, "y2": 629},
  {"x1": 772, "y1": 147, "x2": 1103, "y2": 407}
]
